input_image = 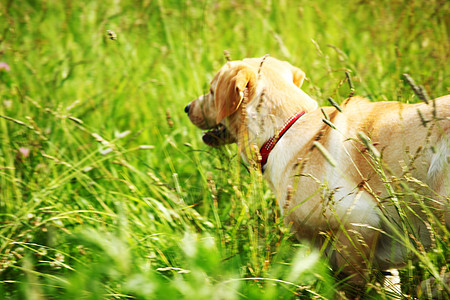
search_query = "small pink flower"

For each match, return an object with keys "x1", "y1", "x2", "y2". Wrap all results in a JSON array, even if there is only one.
[
  {"x1": 19, "y1": 147, "x2": 30, "y2": 158},
  {"x1": 0, "y1": 62, "x2": 10, "y2": 72}
]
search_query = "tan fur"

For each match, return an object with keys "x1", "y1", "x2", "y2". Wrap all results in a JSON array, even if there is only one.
[{"x1": 185, "y1": 57, "x2": 449, "y2": 286}]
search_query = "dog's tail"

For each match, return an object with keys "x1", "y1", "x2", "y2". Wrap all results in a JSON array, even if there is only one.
[
  {"x1": 427, "y1": 135, "x2": 449, "y2": 230},
  {"x1": 427, "y1": 138, "x2": 448, "y2": 191}
]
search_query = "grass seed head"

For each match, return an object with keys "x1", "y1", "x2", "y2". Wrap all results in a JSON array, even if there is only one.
[
  {"x1": 223, "y1": 50, "x2": 231, "y2": 61},
  {"x1": 327, "y1": 97, "x2": 343, "y2": 112},
  {"x1": 358, "y1": 132, "x2": 381, "y2": 160},
  {"x1": 402, "y1": 73, "x2": 431, "y2": 104},
  {"x1": 107, "y1": 30, "x2": 117, "y2": 41},
  {"x1": 345, "y1": 70, "x2": 355, "y2": 97},
  {"x1": 313, "y1": 141, "x2": 337, "y2": 167}
]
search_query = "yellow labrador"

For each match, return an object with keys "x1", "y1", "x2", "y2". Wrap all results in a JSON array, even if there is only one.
[{"x1": 185, "y1": 56, "x2": 449, "y2": 287}]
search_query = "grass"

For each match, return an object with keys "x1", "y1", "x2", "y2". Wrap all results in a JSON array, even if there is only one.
[{"x1": 0, "y1": 0, "x2": 449, "y2": 299}]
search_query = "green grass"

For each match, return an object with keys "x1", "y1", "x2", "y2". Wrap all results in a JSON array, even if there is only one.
[{"x1": 0, "y1": 0, "x2": 448, "y2": 299}]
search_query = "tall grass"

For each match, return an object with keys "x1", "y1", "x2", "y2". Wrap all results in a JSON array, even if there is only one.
[{"x1": 0, "y1": 0, "x2": 448, "y2": 299}]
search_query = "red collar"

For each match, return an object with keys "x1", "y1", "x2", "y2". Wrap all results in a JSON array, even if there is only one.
[{"x1": 260, "y1": 111, "x2": 305, "y2": 171}]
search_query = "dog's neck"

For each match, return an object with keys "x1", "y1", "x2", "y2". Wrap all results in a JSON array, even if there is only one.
[
  {"x1": 235, "y1": 87, "x2": 317, "y2": 180},
  {"x1": 259, "y1": 110, "x2": 306, "y2": 171},
  {"x1": 244, "y1": 86, "x2": 317, "y2": 148}
]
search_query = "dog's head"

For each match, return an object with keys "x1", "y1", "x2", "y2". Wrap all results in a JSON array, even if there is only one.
[{"x1": 185, "y1": 56, "x2": 312, "y2": 147}]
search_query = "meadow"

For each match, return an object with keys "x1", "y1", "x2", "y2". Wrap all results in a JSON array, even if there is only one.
[{"x1": 0, "y1": 0, "x2": 449, "y2": 299}]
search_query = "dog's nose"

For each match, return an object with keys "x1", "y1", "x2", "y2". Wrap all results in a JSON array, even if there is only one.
[{"x1": 184, "y1": 103, "x2": 191, "y2": 115}]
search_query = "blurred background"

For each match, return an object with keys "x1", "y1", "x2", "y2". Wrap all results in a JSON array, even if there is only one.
[{"x1": 0, "y1": 0, "x2": 448, "y2": 298}]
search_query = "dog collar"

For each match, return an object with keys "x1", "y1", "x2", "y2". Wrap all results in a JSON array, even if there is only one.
[{"x1": 260, "y1": 111, "x2": 305, "y2": 171}]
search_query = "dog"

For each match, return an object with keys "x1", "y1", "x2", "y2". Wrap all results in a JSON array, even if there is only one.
[{"x1": 184, "y1": 56, "x2": 449, "y2": 290}]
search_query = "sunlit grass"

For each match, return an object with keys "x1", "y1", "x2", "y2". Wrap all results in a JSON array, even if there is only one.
[{"x1": 0, "y1": 0, "x2": 448, "y2": 298}]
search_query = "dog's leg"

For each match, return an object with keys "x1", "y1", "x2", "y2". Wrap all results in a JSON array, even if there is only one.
[
  {"x1": 383, "y1": 269, "x2": 402, "y2": 297},
  {"x1": 332, "y1": 227, "x2": 381, "y2": 286}
]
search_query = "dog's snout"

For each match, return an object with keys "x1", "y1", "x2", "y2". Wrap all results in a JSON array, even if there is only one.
[{"x1": 184, "y1": 103, "x2": 191, "y2": 115}]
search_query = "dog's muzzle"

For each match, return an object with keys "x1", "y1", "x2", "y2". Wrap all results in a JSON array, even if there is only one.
[
  {"x1": 202, "y1": 125, "x2": 230, "y2": 147},
  {"x1": 184, "y1": 102, "x2": 235, "y2": 147},
  {"x1": 184, "y1": 103, "x2": 191, "y2": 115}
]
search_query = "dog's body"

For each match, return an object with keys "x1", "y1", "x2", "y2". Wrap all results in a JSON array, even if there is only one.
[{"x1": 185, "y1": 57, "x2": 449, "y2": 285}]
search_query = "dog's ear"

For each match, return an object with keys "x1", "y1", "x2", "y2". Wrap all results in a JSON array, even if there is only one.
[
  {"x1": 215, "y1": 65, "x2": 256, "y2": 123},
  {"x1": 289, "y1": 65, "x2": 306, "y2": 88}
]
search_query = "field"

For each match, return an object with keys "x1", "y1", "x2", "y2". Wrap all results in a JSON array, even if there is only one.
[{"x1": 0, "y1": 0, "x2": 449, "y2": 299}]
